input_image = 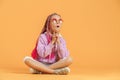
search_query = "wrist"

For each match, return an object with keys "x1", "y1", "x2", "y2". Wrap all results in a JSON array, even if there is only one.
[{"x1": 51, "y1": 41, "x2": 55, "y2": 44}]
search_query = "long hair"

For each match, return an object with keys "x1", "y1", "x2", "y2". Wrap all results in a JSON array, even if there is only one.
[
  {"x1": 40, "y1": 13, "x2": 61, "y2": 34},
  {"x1": 32, "y1": 13, "x2": 61, "y2": 59}
]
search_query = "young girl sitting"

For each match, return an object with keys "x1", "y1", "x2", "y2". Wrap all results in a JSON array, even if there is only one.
[{"x1": 24, "y1": 13, "x2": 72, "y2": 75}]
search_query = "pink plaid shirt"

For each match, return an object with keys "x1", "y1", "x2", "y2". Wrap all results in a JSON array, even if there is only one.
[{"x1": 36, "y1": 32, "x2": 69, "y2": 64}]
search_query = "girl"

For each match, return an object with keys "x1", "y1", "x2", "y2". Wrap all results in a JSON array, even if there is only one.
[{"x1": 24, "y1": 13, "x2": 72, "y2": 75}]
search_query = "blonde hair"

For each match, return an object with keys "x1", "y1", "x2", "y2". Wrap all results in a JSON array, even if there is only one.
[{"x1": 40, "y1": 13, "x2": 61, "y2": 34}]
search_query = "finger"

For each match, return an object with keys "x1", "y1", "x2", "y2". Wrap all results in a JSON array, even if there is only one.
[
  {"x1": 53, "y1": 31, "x2": 56, "y2": 35},
  {"x1": 52, "y1": 32, "x2": 56, "y2": 37}
]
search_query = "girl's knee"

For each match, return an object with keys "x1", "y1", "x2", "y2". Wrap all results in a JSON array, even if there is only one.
[
  {"x1": 23, "y1": 56, "x2": 33, "y2": 62},
  {"x1": 63, "y1": 56, "x2": 73, "y2": 65},
  {"x1": 67, "y1": 57, "x2": 73, "y2": 64}
]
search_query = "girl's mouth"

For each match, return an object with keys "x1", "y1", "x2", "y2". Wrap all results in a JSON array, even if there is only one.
[{"x1": 56, "y1": 26, "x2": 60, "y2": 28}]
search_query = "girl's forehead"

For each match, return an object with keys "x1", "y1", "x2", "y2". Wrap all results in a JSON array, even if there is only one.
[{"x1": 51, "y1": 15, "x2": 61, "y2": 19}]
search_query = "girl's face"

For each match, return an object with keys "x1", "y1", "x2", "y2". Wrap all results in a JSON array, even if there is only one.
[{"x1": 49, "y1": 15, "x2": 63, "y2": 33}]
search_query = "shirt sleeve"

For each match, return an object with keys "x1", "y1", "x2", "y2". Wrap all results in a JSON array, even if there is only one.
[
  {"x1": 36, "y1": 34, "x2": 54, "y2": 58},
  {"x1": 57, "y1": 37, "x2": 69, "y2": 59}
]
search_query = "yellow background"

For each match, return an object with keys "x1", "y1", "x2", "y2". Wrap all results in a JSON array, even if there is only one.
[{"x1": 0, "y1": 0, "x2": 120, "y2": 79}]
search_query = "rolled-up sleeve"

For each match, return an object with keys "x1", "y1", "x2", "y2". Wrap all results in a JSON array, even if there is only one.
[
  {"x1": 37, "y1": 34, "x2": 54, "y2": 58},
  {"x1": 57, "y1": 37, "x2": 69, "y2": 59}
]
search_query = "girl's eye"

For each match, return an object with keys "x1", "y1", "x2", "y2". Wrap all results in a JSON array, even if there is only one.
[
  {"x1": 59, "y1": 20, "x2": 62, "y2": 24},
  {"x1": 53, "y1": 20, "x2": 57, "y2": 24}
]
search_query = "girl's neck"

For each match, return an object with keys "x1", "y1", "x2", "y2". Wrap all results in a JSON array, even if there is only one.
[
  {"x1": 49, "y1": 29, "x2": 54, "y2": 34},
  {"x1": 47, "y1": 31, "x2": 53, "y2": 37}
]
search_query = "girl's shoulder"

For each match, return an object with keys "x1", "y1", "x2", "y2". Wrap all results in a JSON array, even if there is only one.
[
  {"x1": 40, "y1": 33, "x2": 46, "y2": 37},
  {"x1": 38, "y1": 32, "x2": 47, "y2": 41},
  {"x1": 59, "y1": 34, "x2": 66, "y2": 42}
]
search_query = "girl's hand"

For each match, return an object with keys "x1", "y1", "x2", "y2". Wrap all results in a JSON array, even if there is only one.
[
  {"x1": 51, "y1": 32, "x2": 57, "y2": 44},
  {"x1": 52, "y1": 32, "x2": 60, "y2": 44},
  {"x1": 55, "y1": 32, "x2": 60, "y2": 44}
]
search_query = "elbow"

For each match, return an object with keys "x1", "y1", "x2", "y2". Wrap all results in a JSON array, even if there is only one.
[
  {"x1": 37, "y1": 50, "x2": 50, "y2": 58},
  {"x1": 37, "y1": 48, "x2": 46, "y2": 58}
]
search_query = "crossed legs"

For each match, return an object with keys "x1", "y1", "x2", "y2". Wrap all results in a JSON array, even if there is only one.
[{"x1": 24, "y1": 56, "x2": 72, "y2": 74}]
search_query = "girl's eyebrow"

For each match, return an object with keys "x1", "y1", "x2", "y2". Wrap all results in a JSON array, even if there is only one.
[
  {"x1": 51, "y1": 18, "x2": 57, "y2": 21},
  {"x1": 51, "y1": 18, "x2": 56, "y2": 20},
  {"x1": 51, "y1": 18, "x2": 63, "y2": 22},
  {"x1": 59, "y1": 19, "x2": 63, "y2": 21}
]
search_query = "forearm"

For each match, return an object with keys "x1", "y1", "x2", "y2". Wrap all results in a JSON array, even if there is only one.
[
  {"x1": 37, "y1": 42, "x2": 54, "y2": 58},
  {"x1": 57, "y1": 44, "x2": 69, "y2": 59},
  {"x1": 44, "y1": 42, "x2": 54, "y2": 57}
]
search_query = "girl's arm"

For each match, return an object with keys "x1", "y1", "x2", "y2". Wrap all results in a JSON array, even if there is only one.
[
  {"x1": 37, "y1": 34, "x2": 54, "y2": 58},
  {"x1": 57, "y1": 37, "x2": 69, "y2": 59}
]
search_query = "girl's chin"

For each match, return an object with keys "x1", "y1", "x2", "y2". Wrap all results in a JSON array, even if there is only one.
[{"x1": 55, "y1": 30, "x2": 60, "y2": 33}]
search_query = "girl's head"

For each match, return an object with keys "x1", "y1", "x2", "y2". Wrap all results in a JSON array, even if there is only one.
[{"x1": 41, "y1": 13, "x2": 63, "y2": 34}]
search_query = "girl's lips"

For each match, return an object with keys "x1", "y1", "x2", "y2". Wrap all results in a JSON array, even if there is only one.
[{"x1": 56, "y1": 26, "x2": 60, "y2": 28}]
